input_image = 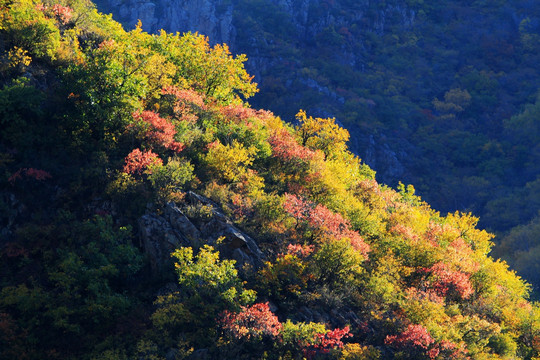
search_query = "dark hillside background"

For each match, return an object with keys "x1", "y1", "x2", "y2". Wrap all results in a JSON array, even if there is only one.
[{"x1": 94, "y1": 0, "x2": 540, "y2": 294}]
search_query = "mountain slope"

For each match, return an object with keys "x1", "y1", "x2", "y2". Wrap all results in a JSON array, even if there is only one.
[
  {"x1": 93, "y1": 0, "x2": 540, "y2": 294},
  {"x1": 0, "y1": 0, "x2": 539, "y2": 359}
]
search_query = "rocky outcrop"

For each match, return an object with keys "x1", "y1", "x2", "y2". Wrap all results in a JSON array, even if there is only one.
[
  {"x1": 138, "y1": 212, "x2": 188, "y2": 272},
  {"x1": 94, "y1": 0, "x2": 415, "y2": 48},
  {"x1": 138, "y1": 192, "x2": 265, "y2": 273},
  {"x1": 363, "y1": 134, "x2": 406, "y2": 184},
  {"x1": 344, "y1": 123, "x2": 419, "y2": 186}
]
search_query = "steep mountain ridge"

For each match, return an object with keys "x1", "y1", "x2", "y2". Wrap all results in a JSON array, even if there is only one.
[
  {"x1": 1, "y1": 0, "x2": 539, "y2": 359},
  {"x1": 94, "y1": 0, "x2": 540, "y2": 294}
]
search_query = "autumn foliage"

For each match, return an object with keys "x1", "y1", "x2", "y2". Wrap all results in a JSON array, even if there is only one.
[
  {"x1": 305, "y1": 326, "x2": 352, "y2": 357},
  {"x1": 1, "y1": 1, "x2": 539, "y2": 359},
  {"x1": 284, "y1": 243, "x2": 314, "y2": 258},
  {"x1": 425, "y1": 262, "x2": 474, "y2": 300},
  {"x1": 219, "y1": 302, "x2": 282, "y2": 341},
  {"x1": 161, "y1": 86, "x2": 205, "y2": 124},
  {"x1": 385, "y1": 324, "x2": 438, "y2": 359},
  {"x1": 283, "y1": 193, "x2": 370, "y2": 258},
  {"x1": 123, "y1": 148, "x2": 162, "y2": 175},
  {"x1": 385, "y1": 324, "x2": 435, "y2": 350},
  {"x1": 131, "y1": 110, "x2": 185, "y2": 152},
  {"x1": 268, "y1": 129, "x2": 318, "y2": 162},
  {"x1": 36, "y1": 3, "x2": 73, "y2": 24},
  {"x1": 219, "y1": 302, "x2": 352, "y2": 358},
  {"x1": 8, "y1": 167, "x2": 52, "y2": 183}
]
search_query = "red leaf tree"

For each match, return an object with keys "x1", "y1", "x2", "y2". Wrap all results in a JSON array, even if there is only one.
[
  {"x1": 219, "y1": 302, "x2": 282, "y2": 341},
  {"x1": 52, "y1": 4, "x2": 73, "y2": 24},
  {"x1": 385, "y1": 324, "x2": 438, "y2": 359},
  {"x1": 8, "y1": 168, "x2": 52, "y2": 183},
  {"x1": 161, "y1": 86, "x2": 205, "y2": 124},
  {"x1": 283, "y1": 193, "x2": 370, "y2": 258},
  {"x1": 283, "y1": 243, "x2": 314, "y2": 258},
  {"x1": 123, "y1": 148, "x2": 162, "y2": 175},
  {"x1": 36, "y1": 3, "x2": 73, "y2": 24},
  {"x1": 132, "y1": 111, "x2": 185, "y2": 152},
  {"x1": 303, "y1": 326, "x2": 352, "y2": 359},
  {"x1": 436, "y1": 340, "x2": 469, "y2": 359},
  {"x1": 268, "y1": 129, "x2": 318, "y2": 163},
  {"x1": 426, "y1": 262, "x2": 474, "y2": 300}
]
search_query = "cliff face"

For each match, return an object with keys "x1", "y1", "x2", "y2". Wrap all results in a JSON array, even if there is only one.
[
  {"x1": 94, "y1": 0, "x2": 414, "y2": 45},
  {"x1": 94, "y1": 0, "x2": 236, "y2": 46}
]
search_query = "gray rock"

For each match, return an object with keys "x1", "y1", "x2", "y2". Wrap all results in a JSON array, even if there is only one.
[
  {"x1": 138, "y1": 213, "x2": 189, "y2": 272},
  {"x1": 95, "y1": 0, "x2": 236, "y2": 46},
  {"x1": 138, "y1": 192, "x2": 265, "y2": 273},
  {"x1": 223, "y1": 225, "x2": 264, "y2": 262},
  {"x1": 164, "y1": 202, "x2": 202, "y2": 247}
]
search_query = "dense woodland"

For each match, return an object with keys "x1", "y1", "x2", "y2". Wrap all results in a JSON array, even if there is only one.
[
  {"x1": 221, "y1": 0, "x2": 540, "y2": 296},
  {"x1": 95, "y1": 0, "x2": 540, "y2": 295},
  {"x1": 1, "y1": 0, "x2": 540, "y2": 359},
  {"x1": 229, "y1": 0, "x2": 540, "y2": 225}
]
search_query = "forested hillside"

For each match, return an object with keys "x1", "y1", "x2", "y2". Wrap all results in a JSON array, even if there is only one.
[
  {"x1": 93, "y1": 0, "x2": 540, "y2": 295},
  {"x1": 1, "y1": 0, "x2": 539, "y2": 359}
]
